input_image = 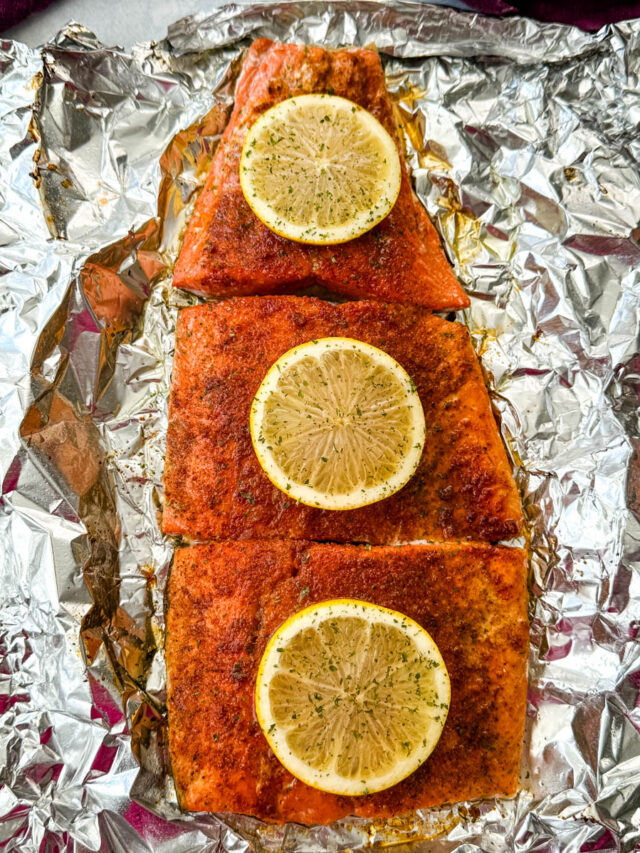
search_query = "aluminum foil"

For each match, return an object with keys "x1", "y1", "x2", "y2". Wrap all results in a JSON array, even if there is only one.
[{"x1": 1, "y1": 2, "x2": 640, "y2": 850}]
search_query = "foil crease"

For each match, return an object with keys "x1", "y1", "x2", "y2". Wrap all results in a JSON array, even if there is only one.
[{"x1": 1, "y1": 3, "x2": 639, "y2": 850}]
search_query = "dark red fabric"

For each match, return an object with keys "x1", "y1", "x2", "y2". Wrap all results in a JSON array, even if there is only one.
[
  {"x1": 0, "y1": 0, "x2": 56, "y2": 30},
  {"x1": 468, "y1": 0, "x2": 518, "y2": 13},
  {"x1": 468, "y1": 0, "x2": 640, "y2": 28},
  {"x1": 514, "y1": 0, "x2": 640, "y2": 28}
]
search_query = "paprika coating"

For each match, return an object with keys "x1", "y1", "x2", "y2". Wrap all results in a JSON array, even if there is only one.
[
  {"x1": 162, "y1": 296, "x2": 523, "y2": 544},
  {"x1": 166, "y1": 539, "x2": 529, "y2": 823},
  {"x1": 172, "y1": 39, "x2": 469, "y2": 310}
]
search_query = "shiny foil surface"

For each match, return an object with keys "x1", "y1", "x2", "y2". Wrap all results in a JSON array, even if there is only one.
[{"x1": 1, "y1": 2, "x2": 639, "y2": 850}]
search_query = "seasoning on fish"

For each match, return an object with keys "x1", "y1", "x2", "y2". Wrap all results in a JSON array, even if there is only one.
[
  {"x1": 166, "y1": 539, "x2": 529, "y2": 823},
  {"x1": 162, "y1": 296, "x2": 523, "y2": 544},
  {"x1": 172, "y1": 39, "x2": 469, "y2": 310}
]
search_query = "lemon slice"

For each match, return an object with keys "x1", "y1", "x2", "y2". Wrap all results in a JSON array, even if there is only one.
[
  {"x1": 249, "y1": 337, "x2": 425, "y2": 510},
  {"x1": 239, "y1": 94, "x2": 402, "y2": 245},
  {"x1": 255, "y1": 599, "x2": 450, "y2": 796}
]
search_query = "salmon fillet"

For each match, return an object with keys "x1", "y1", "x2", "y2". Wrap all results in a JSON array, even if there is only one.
[
  {"x1": 166, "y1": 540, "x2": 529, "y2": 823},
  {"x1": 172, "y1": 39, "x2": 469, "y2": 311},
  {"x1": 162, "y1": 296, "x2": 522, "y2": 543}
]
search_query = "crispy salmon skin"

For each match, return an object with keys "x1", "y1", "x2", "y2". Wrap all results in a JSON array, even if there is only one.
[
  {"x1": 162, "y1": 296, "x2": 522, "y2": 543},
  {"x1": 172, "y1": 39, "x2": 469, "y2": 310},
  {"x1": 166, "y1": 540, "x2": 529, "y2": 823}
]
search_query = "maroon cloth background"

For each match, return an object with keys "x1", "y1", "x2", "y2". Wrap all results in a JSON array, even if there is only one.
[
  {"x1": 471, "y1": 0, "x2": 640, "y2": 28},
  {"x1": 1, "y1": 0, "x2": 56, "y2": 31},
  {"x1": 0, "y1": 0, "x2": 639, "y2": 39}
]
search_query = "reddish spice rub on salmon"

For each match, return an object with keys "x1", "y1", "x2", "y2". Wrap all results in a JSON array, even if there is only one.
[
  {"x1": 162, "y1": 296, "x2": 522, "y2": 544},
  {"x1": 172, "y1": 39, "x2": 469, "y2": 310},
  {"x1": 166, "y1": 540, "x2": 529, "y2": 823}
]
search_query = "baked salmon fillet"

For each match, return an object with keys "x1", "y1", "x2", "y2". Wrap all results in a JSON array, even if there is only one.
[
  {"x1": 166, "y1": 540, "x2": 529, "y2": 823},
  {"x1": 162, "y1": 296, "x2": 522, "y2": 543},
  {"x1": 172, "y1": 39, "x2": 469, "y2": 311}
]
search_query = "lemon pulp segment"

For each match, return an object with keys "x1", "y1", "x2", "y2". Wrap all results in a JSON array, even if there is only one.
[
  {"x1": 240, "y1": 94, "x2": 402, "y2": 245},
  {"x1": 255, "y1": 599, "x2": 451, "y2": 796},
  {"x1": 249, "y1": 337, "x2": 425, "y2": 510}
]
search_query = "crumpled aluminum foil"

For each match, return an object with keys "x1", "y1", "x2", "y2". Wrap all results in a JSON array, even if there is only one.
[{"x1": 1, "y1": 2, "x2": 639, "y2": 850}]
